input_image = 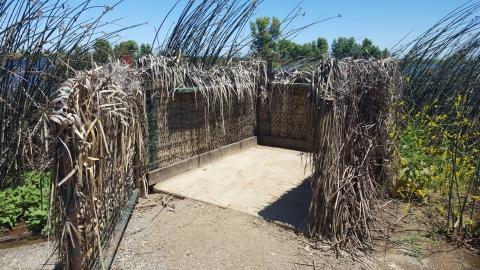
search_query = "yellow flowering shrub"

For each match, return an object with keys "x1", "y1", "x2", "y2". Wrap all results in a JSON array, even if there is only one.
[{"x1": 392, "y1": 93, "x2": 480, "y2": 233}]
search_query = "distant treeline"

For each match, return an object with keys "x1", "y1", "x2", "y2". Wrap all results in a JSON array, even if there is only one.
[{"x1": 249, "y1": 16, "x2": 390, "y2": 60}]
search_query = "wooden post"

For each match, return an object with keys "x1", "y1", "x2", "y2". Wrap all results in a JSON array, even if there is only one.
[
  {"x1": 133, "y1": 147, "x2": 142, "y2": 197},
  {"x1": 267, "y1": 59, "x2": 274, "y2": 82},
  {"x1": 59, "y1": 143, "x2": 82, "y2": 270},
  {"x1": 54, "y1": 81, "x2": 82, "y2": 270}
]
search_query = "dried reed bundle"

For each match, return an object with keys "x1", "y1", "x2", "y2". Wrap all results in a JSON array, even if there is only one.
[
  {"x1": 47, "y1": 59, "x2": 146, "y2": 269},
  {"x1": 139, "y1": 55, "x2": 267, "y2": 97},
  {"x1": 306, "y1": 58, "x2": 401, "y2": 255},
  {"x1": 139, "y1": 55, "x2": 266, "y2": 170}
]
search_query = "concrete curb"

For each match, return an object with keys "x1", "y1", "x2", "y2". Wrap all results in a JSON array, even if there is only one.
[{"x1": 147, "y1": 137, "x2": 257, "y2": 186}]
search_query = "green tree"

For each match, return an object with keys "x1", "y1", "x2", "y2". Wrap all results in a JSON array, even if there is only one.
[
  {"x1": 139, "y1": 43, "x2": 152, "y2": 57},
  {"x1": 316, "y1": 38, "x2": 328, "y2": 57},
  {"x1": 250, "y1": 16, "x2": 281, "y2": 58},
  {"x1": 360, "y1": 38, "x2": 381, "y2": 59},
  {"x1": 114, "y1": 40, "x2": 139, "y2": 58},
  {"x1": 93, "y1": 38, "x2": 113, "y2": 64},
  {"x1": 277, "y1": 38, "x2": 328, "y2": 59},
  {"x1": 331, "y1": 37, "x2": 388, "y2": 59},
  {"x1": 331, "y1": 37, "x2": 360, "y2": 59},
  {"x1": 381, "y1": 48, "x2": 390, "y2": 58},
  {"x1": 278, "y1": 39, "x2": 293, "y2": 58}
]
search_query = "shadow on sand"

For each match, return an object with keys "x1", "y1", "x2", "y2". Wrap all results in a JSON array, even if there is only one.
[{"x1": 258, "y1": 176, "x2": 312, "y2": 230}]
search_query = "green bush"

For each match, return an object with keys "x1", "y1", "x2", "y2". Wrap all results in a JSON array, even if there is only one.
[
  {"x1": 0, "y1": 171, "x2": 50, "y2": 235},
  {"x1": 393, "y1": 90, "x2": 480, "y2": 235}
]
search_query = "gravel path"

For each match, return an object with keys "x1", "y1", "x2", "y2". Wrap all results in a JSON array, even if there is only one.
[{"x1": 0, "y1": 241, "x2": 58, "y2": 270}]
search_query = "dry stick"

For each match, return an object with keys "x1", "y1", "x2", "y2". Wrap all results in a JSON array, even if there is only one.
[
  {"x1": 385, "y1": 223, "x2": 390, "y2": 257},
  {"x1": 151, "y1": 204, "x2": 168, "y2": 221},
  {"x1": 135, "y1": 203, "x2": 158, "y2": 209},
  {"x1": 290, "y1": 261, "x2": 314, "y2": 266},
  {"x1": 127, "y1": 228, "x2": 145, "y2": 236},
  {"x1": 302, "y1": 239, "x2": 331, "y2": 249},
  {"x1": 395, "y1": 213, "x2": 411, "y2": 225},
  {"x1": 141, "y1": 199, "x2": 152, "y2": 205},
  {"x1": 179, "y1": 218, "x2": 196, "y2": 228}
]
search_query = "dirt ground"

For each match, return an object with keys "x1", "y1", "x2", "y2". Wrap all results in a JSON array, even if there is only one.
[
  {"x1": 109, "y1": 193, "x2": 480, "y2": 270},
  {"x1": 377, "y1": 198, "x2": 480, "y2": 270},
  {"x1": 112, "y1": 193, "x2": 363, "y2": 270},
  {"x1": 1, "y1": 193, "x2": 479, "y2": 269}
]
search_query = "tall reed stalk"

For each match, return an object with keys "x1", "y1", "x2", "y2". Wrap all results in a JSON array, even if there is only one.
[
  {"x1": 397, "y1": 1, "x2": 480, "y2": 237},
  {"x1": 0, "y1": 0, "x2": 138, "y2": 189}
]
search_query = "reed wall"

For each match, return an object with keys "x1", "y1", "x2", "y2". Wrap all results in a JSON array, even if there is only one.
[
  {"x1": 257, "y1": 83, "x2": 309, "y2": 141},
  {"x1": 146, "y1": 89, "x2": 256, "y2": 170}
]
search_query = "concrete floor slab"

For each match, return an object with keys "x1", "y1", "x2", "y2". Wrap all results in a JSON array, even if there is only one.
[{"x1": 153, "y1": 145, "x2": 312, "y2": 228}]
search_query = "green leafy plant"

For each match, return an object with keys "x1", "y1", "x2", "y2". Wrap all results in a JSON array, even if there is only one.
[
  {"x1": 26, "y1": 208, "x2": 48, "y2": 236},
  {"x1": 396, "y1": 2, "x2": 480, "y2": 238},
  {"x1": 0, "y1": 189, "x2": 22, "y2": 228},
  {"x1": 0, "y1": 171, "x2": 50, "y2": 235},
  {"x1": 392, "y1": 91, "x2": 480, "y2": 235}
]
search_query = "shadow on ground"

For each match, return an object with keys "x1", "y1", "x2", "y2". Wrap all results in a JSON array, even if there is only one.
[{"x1": 258, "y1": 176, "x2": 312, "y2": 229}]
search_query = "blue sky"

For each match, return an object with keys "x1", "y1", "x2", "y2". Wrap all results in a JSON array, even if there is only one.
[{"x1": 81, "y1": 0, "x2": 469, "y2": 52}]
